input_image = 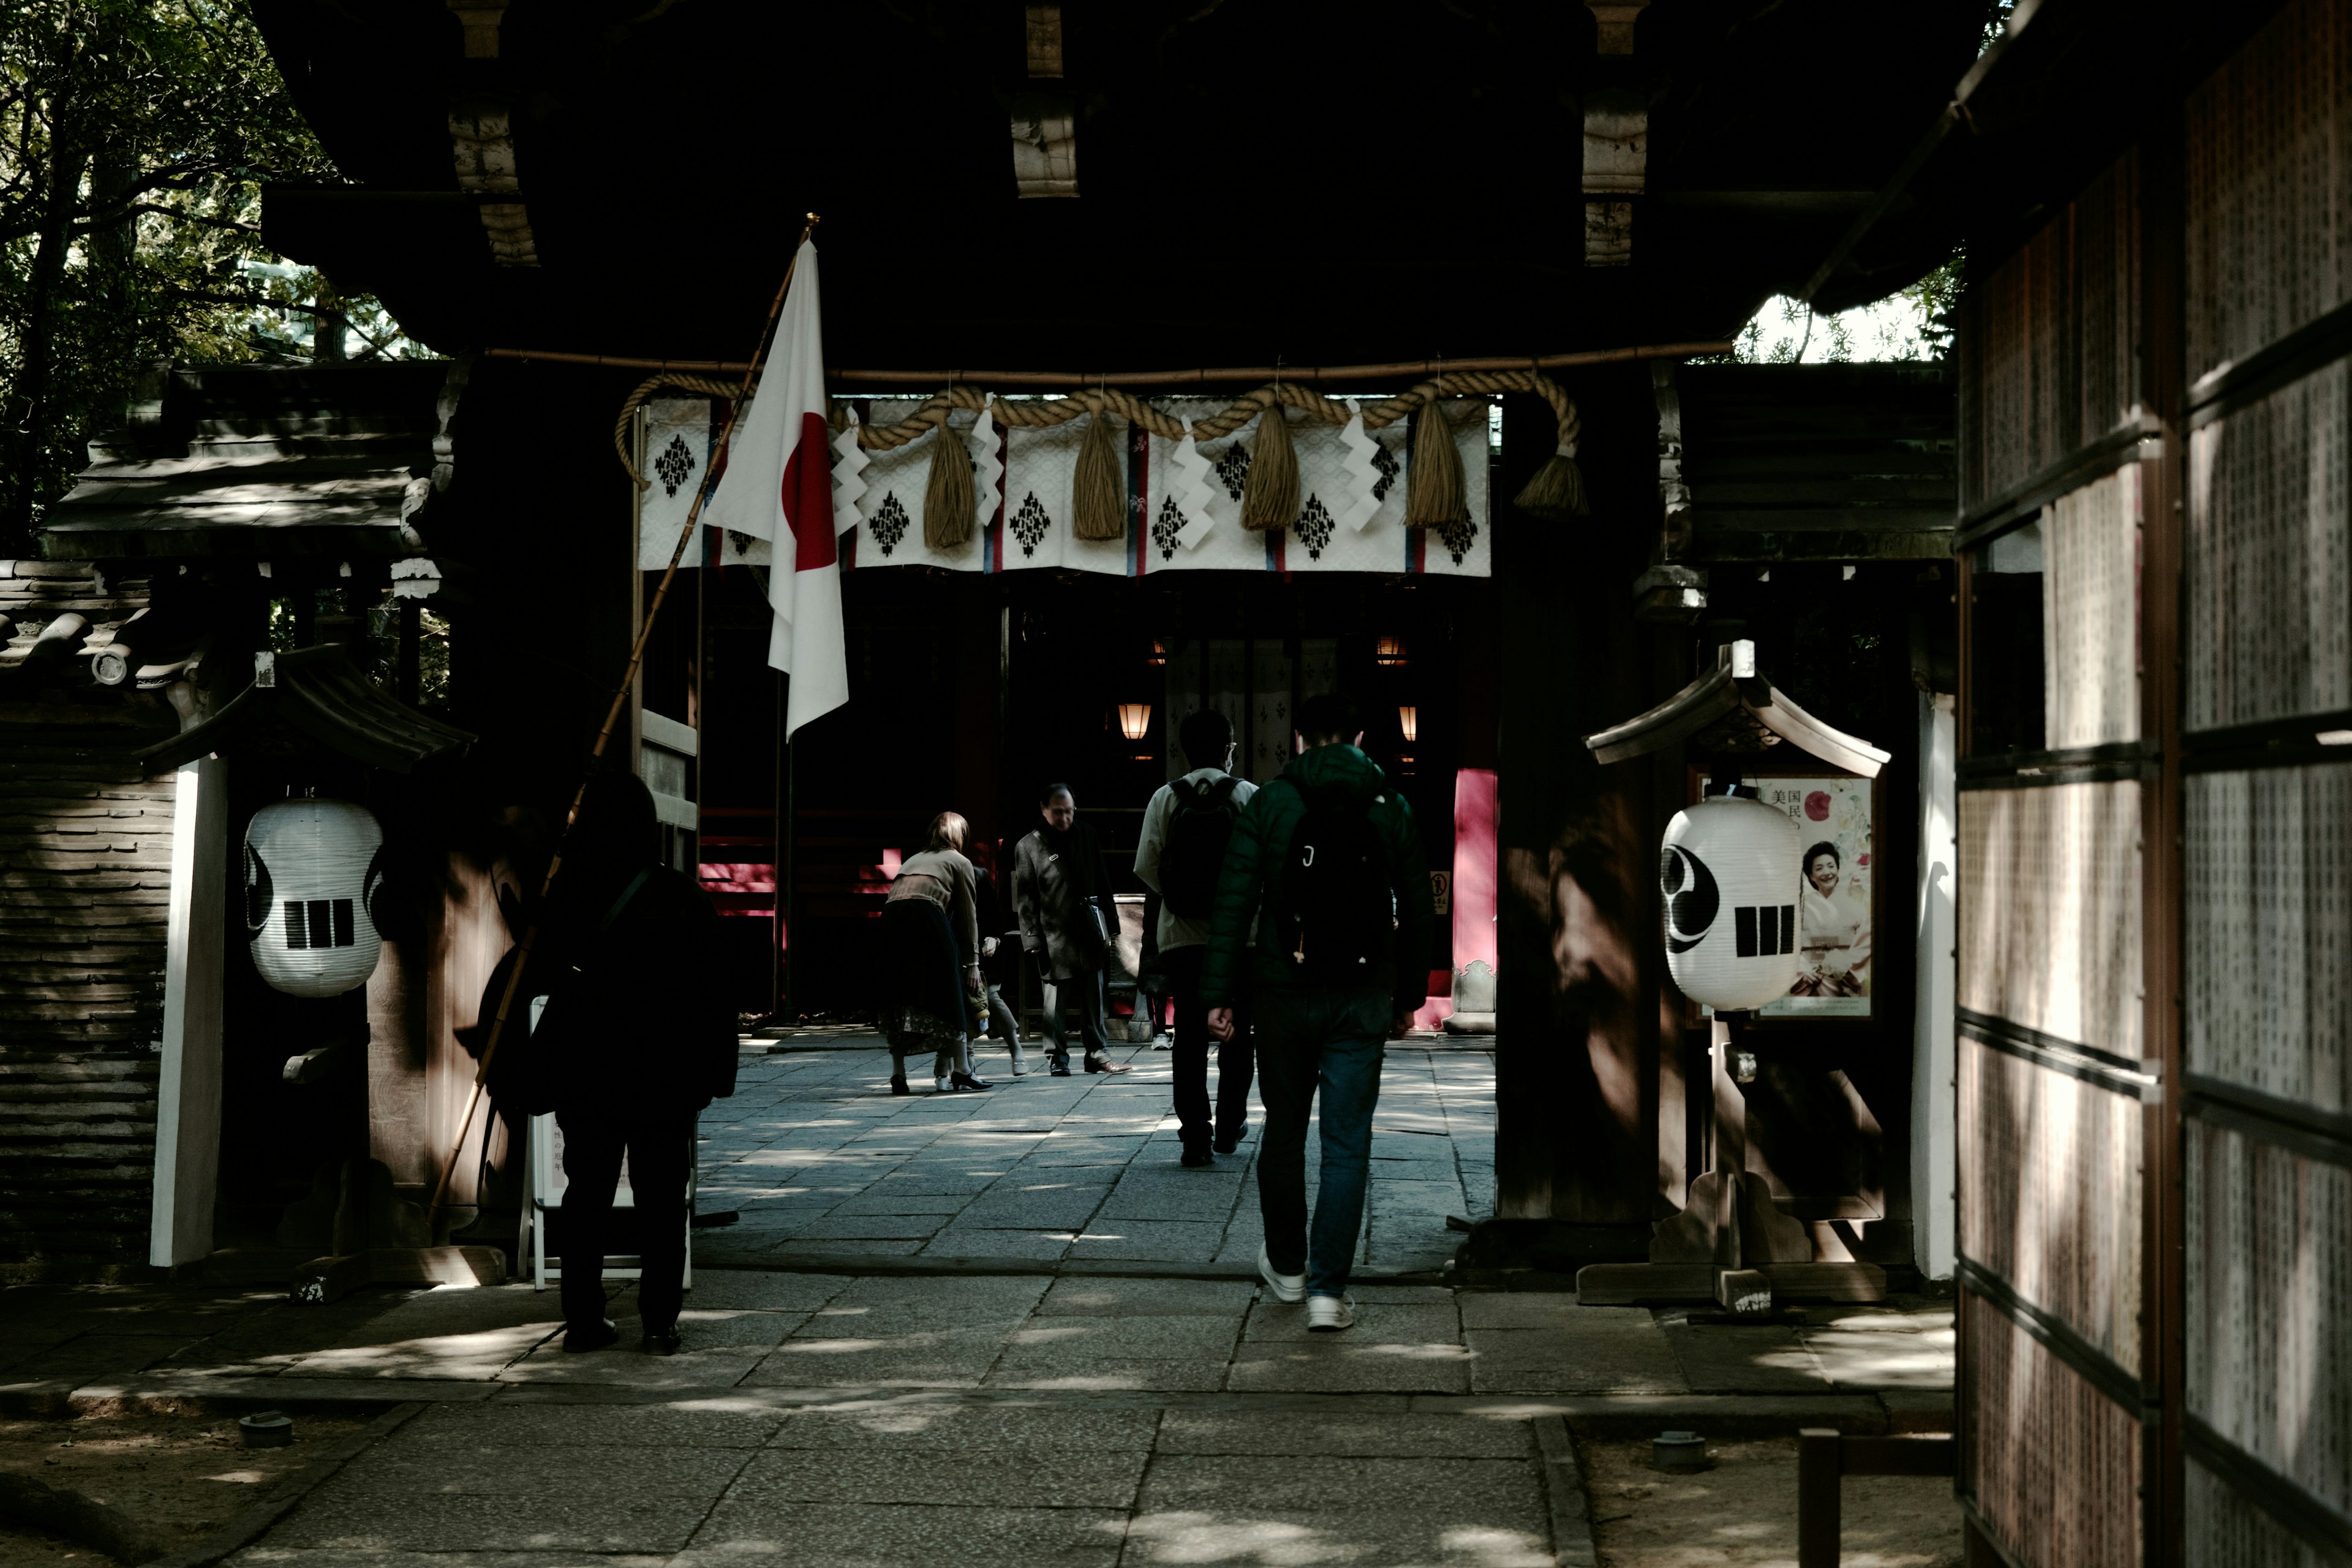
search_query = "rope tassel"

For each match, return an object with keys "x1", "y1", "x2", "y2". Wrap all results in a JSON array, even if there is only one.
[
  {"x1": 1071, "y1": 404, "x2": 1128, "y2": 540},
  {"x1": 923, "y1": 412, "x2": 976, "y2": 548},
  {"x1": 1240, "y1": 402, "x2": 1298, "y2": 531},
  {"x1": 1405, "y1": 399, "x2": 1468, "y2": 529},
  {"x1": 1510, "y1": 395, "x2": 1588, "y2": 521}
]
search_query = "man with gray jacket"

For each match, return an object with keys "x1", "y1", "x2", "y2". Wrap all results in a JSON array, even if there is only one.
[{"x1": 1134, "y1": 709, "x2": 1258, "y2": 1167}]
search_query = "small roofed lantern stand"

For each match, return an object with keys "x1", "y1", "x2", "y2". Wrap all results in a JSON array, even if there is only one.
[{"x1": 1577, "y1": 638, "x2": 1891, "y2": 1317}]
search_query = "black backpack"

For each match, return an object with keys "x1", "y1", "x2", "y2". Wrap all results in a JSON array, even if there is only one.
[
  {"x1": 1273, "y1": 782, "x2": 1396, "y2": 981},
  {"x1": 1161, "y1": 775, "x2": 1242, "y2": 919}
]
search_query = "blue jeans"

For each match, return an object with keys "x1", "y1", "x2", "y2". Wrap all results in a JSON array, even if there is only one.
[{"x1": 1252, "y1": 985, "x2": 1388, "y2": 1296}]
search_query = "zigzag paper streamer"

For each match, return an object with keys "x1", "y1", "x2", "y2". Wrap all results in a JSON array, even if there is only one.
[
  {"x1": 1335, "y1": 400, "x2": 1384, "y2": 534},
  {"x1": 830, "y1": 408, "x2": 868, "y2": 537}
]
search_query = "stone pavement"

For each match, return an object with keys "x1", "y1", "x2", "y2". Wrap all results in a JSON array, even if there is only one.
[
  {"x1": 692, "y1": 1039, "x2": 1498, "y2": 1277},
  {"x1": 0, "y1": 1038, "x2": 1958, "y2": 1566},
  {"x1": 1, "y1": 1272, "x2": 1952, "y2": 1567}
]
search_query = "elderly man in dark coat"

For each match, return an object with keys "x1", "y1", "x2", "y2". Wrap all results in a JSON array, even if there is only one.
[{"x1": 1011, "y1": 783, "x2": 1131, "y2": 1076}]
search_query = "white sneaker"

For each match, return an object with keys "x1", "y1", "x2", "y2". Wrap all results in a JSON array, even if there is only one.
[
  {"x1": 1257, "y1": 1244, "x2": 1305, "y2": 1303},
  {"x1": 1306, "y1": 1294, "x2": 1355, "y2": 1333}
]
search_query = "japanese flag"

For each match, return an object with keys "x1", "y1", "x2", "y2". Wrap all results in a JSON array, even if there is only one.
[{"x1": 703, "y1": 238, "x2": 845, "y2": 736}]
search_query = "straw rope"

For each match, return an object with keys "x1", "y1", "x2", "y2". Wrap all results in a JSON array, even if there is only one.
[{"x1": 612, "y1": 371, "x2": 1581, "y2": 493}]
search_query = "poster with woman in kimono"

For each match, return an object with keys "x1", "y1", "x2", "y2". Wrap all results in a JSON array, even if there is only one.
[{"x1": 1751, "y1": 773, "x2": 1874, "y2": 1020}]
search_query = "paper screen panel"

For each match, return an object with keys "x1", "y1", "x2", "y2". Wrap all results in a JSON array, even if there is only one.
[
  {"x1": 2186, "y1": 767, "x2": 2352, "y2": 1113},
  {"x1": 2185, "y1": 1118, "x2": 2352, "y2": 1523},
  {"x1": 2186, "y1": 361, "x2": 2352, "y2": 732},
  {"x1": 1964, "y1": 1297, "x2": 2145, "y2": 1568},
  {"x1": 2186, "y1": 1457, "x2": 2335, "y2": 1568},
  {"x1": 1958, "y1": 783, "x2": 2144, "y2": 1058},
  {"x1": 1960, "y1": 1036, "x2": 2143, "y2": 1366},
  {"x1": 2185, "y1": 0, "x2": 2352, "y2": 382},
  {"x1": 1956, "y1": 151, "x2": 2139, "y2": 511},
  {"x1": 2041, "y1": 466, "x2": 2142, "y2": 748}
]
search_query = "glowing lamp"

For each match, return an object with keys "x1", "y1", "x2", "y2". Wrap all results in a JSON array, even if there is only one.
[
  {"x1": 1118, "y1": 703, "x2": 1152, "y2": 742},
  {"x1": 1398, "y1": 706, "x2": 1419, "y2": 744},
  {"x1": 1374, "y1": 634, "x2": 1408, "y2": 667}
]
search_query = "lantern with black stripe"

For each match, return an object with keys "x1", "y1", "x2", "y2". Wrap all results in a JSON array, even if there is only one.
[
  {"x1": 1659, "y1": 785, "x2": 1800, "y2": 1010},
  {"x1": 242, "y1": 799, "x2": 386, "y2": 997}
]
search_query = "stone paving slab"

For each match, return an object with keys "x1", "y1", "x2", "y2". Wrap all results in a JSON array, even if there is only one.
[
  {"x1": 696, "y1": 1042, "x2": 1494, "y2": 1276},
  {"x1": 678, "y1": 1501, "x2": 1129, "y2": 1567},
  {"x1": 726, "y1": 1446, "x2": 1147, "y2": 1509}
]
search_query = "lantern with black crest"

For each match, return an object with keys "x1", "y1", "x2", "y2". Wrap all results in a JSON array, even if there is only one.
[
  {"x1": 243, "y1": 799, "x2": 386, "y2": 997},
  {"x1": 1659, "y1": 785, "x2": 1800, "y2": 1010}
]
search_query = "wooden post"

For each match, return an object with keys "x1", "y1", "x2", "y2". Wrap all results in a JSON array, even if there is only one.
[
  {"x1": 149, "y1": 757, "x2": 228, "y2": 1268},
  {"x1": 1796, "y1": 1428, "x2": 1843, "y2": 1568}
]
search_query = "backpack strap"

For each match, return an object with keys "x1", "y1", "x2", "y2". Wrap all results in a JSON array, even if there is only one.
[
  {"x1": 1170, "y1": 778, "x2": 1197, "y2": 807},
  {"x1": 596, "y1": 868, "x2": 653, "y2": 937},
  {"x1": 1207, "y1": 776, "x2": 1238, "y2": 805}
]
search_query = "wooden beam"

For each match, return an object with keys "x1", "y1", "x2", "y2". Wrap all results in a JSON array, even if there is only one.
[{"x1": 149, "y1": 756, "x2": 227, "y2": 1269}]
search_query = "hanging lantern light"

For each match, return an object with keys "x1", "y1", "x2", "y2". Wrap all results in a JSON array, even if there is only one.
[
  {"x1": 243, "y1": 799, "x2": 386, "y2": 998},
  {"x1": 1117, "y1": 703, "x2": 1152, "y2": 742},
  {"x1": 1659, "y1": 785, "x2": 1800, "y2": 1010},
  {"x1": 1397, "y1": 706, "x2": 1419, "y2": 744},
  {"x1": 1374, "y1": 634, "x2": 1408, "y2": 668}
]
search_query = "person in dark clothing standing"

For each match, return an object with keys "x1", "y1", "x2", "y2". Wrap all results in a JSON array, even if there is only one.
[
  {"x1": 971, "y1": 862, "x2": 1031, "y2": 1077},
  {"x1": 1012, "y1": 783, "x2": 1131, "y2": 1076},
  {"x1": 527, "y1": 770, "x2": 737, "y2": 1356},
  {"x1": 1201, "y1": 693, "x2": 1431, "y2": 1333},
  {"x1": 1134, "y1": 708, "x2": 1257, "y2": 1166}
]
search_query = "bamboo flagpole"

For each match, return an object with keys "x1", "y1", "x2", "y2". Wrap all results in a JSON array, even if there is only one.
[{"x1": 424, "y1": 216, "x2": 821, "y2": 1229}]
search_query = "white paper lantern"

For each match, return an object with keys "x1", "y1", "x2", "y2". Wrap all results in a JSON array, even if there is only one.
[
  {"x1": 243, "y1": 799, "x2": 385, "y2": 997},
  {"x1": 1660, "y1": 791, "x2": 1800, "y2": 1010}
]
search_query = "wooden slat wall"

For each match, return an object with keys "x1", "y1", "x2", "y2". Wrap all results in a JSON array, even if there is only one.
[
  {"x1": 2179, "y1": 2, "x2": 2352, "y2": 1560},
  {"x1": 2184, "y1": 363, "x2": 2352, "y2": 734},
  {"x1": 2043, "y1": 469, "x2": 2145, "y2": 749},
  {"x1": 1960, "y1": 1036, "x2": 2144, "y2": 1368},
  {"x1": 1957, "y1": 785, "x2": 2144, "y2": 1058},
  {"x1": 2185, "y1": 767, "x2": 2352, "y2": 1110},
  {"x1": 1963, "y1": 1298, "x2": 2145, "y2": 1565},
  {"x1": 2184, "y1": 1457, "x2": 2335, "y2": 1568},
  {"x1": 2185, "y1": 1118, "x2": 2352, "y2": 1523},
  {"x1": 1957, "y1": 152, "x2": 2142, "y2": 511},
  {"x1": 0, "y1": 752, "x2": 175, "y2": 1278},
  {"x1": 2185, "y1": 0, "x2": 2352, "y2": 385}
]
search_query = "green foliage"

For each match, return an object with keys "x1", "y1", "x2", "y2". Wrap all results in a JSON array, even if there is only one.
[{"x1": 0, "y1": 0, "x2": 423, "y2": 546}]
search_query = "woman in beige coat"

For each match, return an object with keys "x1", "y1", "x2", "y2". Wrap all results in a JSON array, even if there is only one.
[{"x1": 876, "y1": 812, "x2": 990, "y2": 1093}]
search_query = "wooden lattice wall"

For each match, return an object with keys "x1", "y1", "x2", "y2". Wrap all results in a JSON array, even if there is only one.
[{"x1": 1957, "y1": 1, "x2": 2352, "y2": 1561}]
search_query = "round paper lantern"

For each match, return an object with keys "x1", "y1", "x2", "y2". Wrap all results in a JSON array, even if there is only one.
[
  {"x1": 1659, "y1": 789, "x2": 1800, "y2": 1011},
  {"x1": 243, "y1": 799, "x2": 386, "y2": 997}
]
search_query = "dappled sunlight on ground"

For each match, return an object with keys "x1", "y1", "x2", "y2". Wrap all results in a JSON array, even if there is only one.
[{"x1": 1581, "y1": 1436, "x2": 1961, "y2": 1567}]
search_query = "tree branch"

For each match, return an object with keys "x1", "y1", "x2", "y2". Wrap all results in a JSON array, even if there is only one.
[{"x1": 79, "y1": 202, "x2": 262, "y2": 235}]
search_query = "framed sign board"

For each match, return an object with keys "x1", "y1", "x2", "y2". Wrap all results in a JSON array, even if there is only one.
[{"x1": 1691, "y1": 764, "x2": 1881, "y2": 1026}]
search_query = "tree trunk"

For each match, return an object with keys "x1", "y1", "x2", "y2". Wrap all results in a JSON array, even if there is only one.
[
  {"x1": 4, "y1": 136, "x2": 90, "y2": 556},
  {"x1": 312, "y1": 280, "x2": 347, "y2": 363}
]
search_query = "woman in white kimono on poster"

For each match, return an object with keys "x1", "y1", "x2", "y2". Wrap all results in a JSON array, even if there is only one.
[{"x1": 1791, "y1": 840, "x2": 1870, "y2": 998}]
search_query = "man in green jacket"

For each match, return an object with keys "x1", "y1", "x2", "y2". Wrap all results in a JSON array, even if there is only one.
[{"x1": 1202, "y1": 692, "x2": 1433, "y2": 1332}]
